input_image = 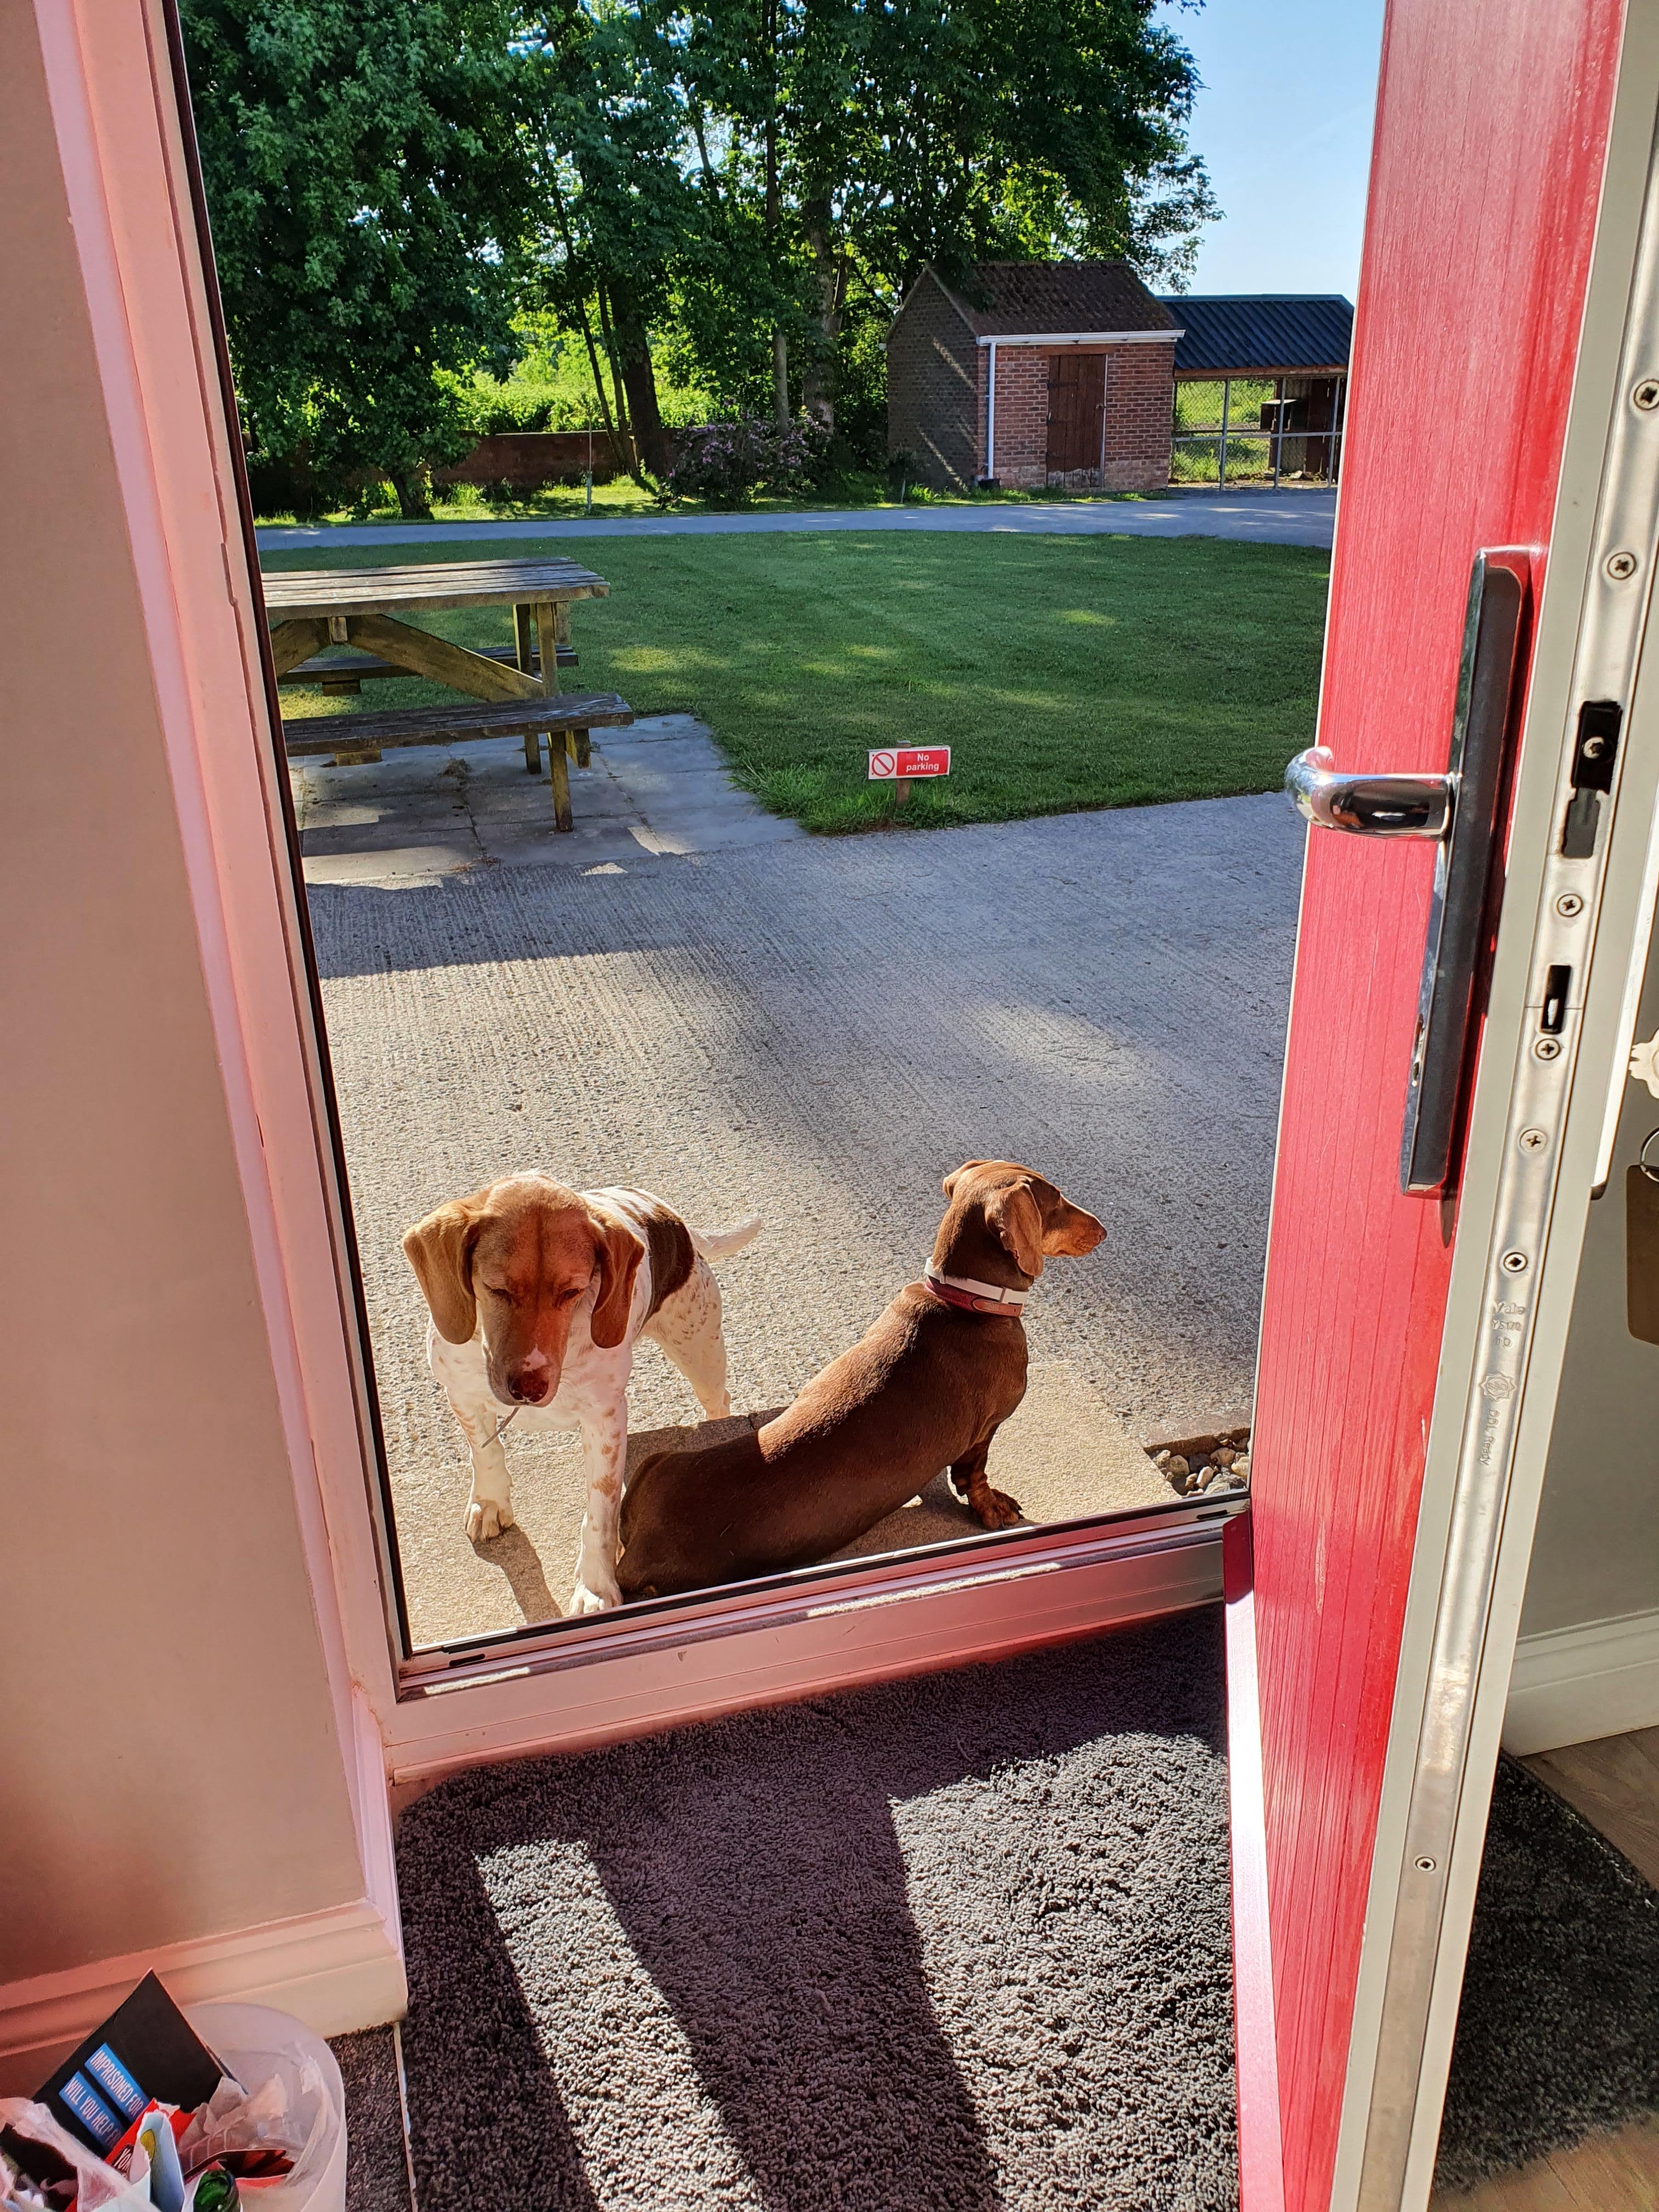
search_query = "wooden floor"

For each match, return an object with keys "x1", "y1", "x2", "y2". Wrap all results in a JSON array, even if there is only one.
[{"x1": 1430, "y1": 1727, "x2": 1659, "y2": 2211}]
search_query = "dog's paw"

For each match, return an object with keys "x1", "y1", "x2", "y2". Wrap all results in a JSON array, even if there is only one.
[
  {"x1": 975, "y1": 1485, "x2": 1023, "y2": 1530},
  {"x1": 568, "y1": 1578, "x2": 622, "y2": 1616},
  {"x1": 466, "y1": 1496, "x2": 515, "y2": 1542}
]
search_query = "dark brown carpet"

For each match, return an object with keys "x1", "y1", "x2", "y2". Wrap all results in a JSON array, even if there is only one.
[
  {"x1": 393, "y1": 1612, "x2": 1234, "y2": 2211},
  {"x1": 333, "y1": 1646, "x2": 1659, "y2": 2209}
]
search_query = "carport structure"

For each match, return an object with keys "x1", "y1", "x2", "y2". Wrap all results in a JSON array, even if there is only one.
[{"x1": 1160, "y1": 294, "x2": 1354, "y2": 487}]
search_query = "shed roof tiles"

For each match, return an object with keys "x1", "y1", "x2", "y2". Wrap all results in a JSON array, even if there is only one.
[
  {"x1": 930, "y1": 261, "x2": 1178, "y2": 338},
  {"x1": 1157, "y1": 295, "x2": 1354, "y2": 375}
]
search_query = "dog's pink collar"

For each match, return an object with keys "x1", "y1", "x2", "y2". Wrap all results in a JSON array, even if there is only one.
[{"x1": 922, "y1": 1268, "x2": 1030, "y2": 1316}]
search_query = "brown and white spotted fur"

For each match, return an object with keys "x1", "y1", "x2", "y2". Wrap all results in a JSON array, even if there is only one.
[{"x1": 402, "y1": 1176, "x2": 760, "y2": 1614}]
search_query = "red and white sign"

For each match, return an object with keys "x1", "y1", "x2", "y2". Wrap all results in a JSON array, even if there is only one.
[{"x1": 868, "y1": 746, "x2": 951, "y2": 780}]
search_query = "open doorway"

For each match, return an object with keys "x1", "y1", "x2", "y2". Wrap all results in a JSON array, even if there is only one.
[
  {"x1": 178, "y1": 2, "x2": 1340, "y2": 1658},
  {"x1": 263, "y1": 533, "x2": 1312, "y2": 1649},
  {"x1": 1425, "y1": 923, "x2": 1659, "y2": 2207}
]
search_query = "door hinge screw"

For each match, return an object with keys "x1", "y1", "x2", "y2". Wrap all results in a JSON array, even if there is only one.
[
  {"x1": 1519, "y1": 1126, "x2": 1548, "y2": 1153},
  {"x1": 1535, "y1": 1035, "x2": 1563, "y2": 1060},
  {"x1": 1414, "y1": 1855, "x2": 1438, "y2": 1873},
  {"x1": 1607, "y1": 550, "x2": 1640, "y2": 580},
  {"x1": 1635, "y1": 379, "x2": 1659, "y2": 410},
  {"x1": 1555, "y1": 891, "x2": 1584, "y2": 918},
  {"x1": 1500, "y1": 1250, "x2": 1529, "y2": 1274}
]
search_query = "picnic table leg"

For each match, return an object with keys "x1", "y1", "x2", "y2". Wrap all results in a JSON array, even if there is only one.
[
  {"x1": 514, "y1": 603, "x2": 539, "y2": 771},
  {"x1": 533, "y1": 601, "x2": 563, "y2": 699},
  {"x1": 533, "y1": 599, "x2": 574, "y2": 831},
  {"x1": 551, "y1": 611, "x2": 592, "y2": 765},
  {"x1": 547, "y1": 738, "x2": 574, "y2": 831}
]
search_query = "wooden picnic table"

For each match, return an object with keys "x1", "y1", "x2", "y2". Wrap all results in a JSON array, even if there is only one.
[{"x1": 261, "y1": 557, "x2": 614, "y2": 828}]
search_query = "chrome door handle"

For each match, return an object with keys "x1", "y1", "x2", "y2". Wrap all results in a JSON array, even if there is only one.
[
  {"x1": 1284, "y1": 747, "x2": 1454, "y2": 837},
  {"x1": 1284, "y1": 548, "x2": 1533, "y2": 1196}
]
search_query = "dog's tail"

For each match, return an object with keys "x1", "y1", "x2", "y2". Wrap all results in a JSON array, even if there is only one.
[{"x1": 690, "y1": 1212, "x2": 762, "y2": 1261}]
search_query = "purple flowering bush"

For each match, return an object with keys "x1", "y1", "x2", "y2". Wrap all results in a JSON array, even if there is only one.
[{"x1": 664, "y1": 413, "x2": 832, "y2": 506}]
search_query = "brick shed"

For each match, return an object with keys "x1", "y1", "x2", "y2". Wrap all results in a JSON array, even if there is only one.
[{"x1": 885, "y1": 261, "x2": 1181, "y2": 494}]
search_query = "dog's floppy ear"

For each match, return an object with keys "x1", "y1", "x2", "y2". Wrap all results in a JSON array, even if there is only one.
[
  {"x1": 985, "y1": 1179, "x2": 1045, "y2": 1278},
  {"x1": 402, "y1": 1193, "x2": 488, "y2": 1344},
  {"x1": 589, "y1": 1217, "x2": 646, "y2": 1349},
  {"x1": 943, "y1": 1159, "x2": 988, "y2": 1198},
  {"x1": 1041, "y1": 1192, "x2": 1106, "y2": 1255}
]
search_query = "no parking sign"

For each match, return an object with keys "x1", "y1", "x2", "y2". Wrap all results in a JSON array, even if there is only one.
[{"x1": 868, "y1": 746, "x2": 951, "y2": 780}]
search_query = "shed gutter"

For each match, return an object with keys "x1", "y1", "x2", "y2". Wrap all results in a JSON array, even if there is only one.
[
  {"x1": 973, "y1": 328, "x2": 1183, "y2": 347},
  {"x1": 1175, "y1": 363, "x2": 1347, "y2": 379}
]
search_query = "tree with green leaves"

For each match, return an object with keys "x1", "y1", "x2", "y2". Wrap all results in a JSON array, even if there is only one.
[
  {"x1": 517, "y1": 1, "x2": 708, "y2": 476},
  {"x1": 184, "y1": 0, "x2": 1215, "y2": 496},
  {"x1": 642, "y1": 0, "x2": 1217, "y2": 439},
  {"x1": 180, "y1": 0, "x2": 538, "y2": 515}
]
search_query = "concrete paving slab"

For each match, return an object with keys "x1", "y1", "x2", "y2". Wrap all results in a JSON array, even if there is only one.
[{"x1": 293, "y1": 713, "x2": 800, "y2": 887}]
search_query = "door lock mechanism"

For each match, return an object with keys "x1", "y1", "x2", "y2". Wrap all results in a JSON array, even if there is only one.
[
  {"x1": 1284, "y1": 748, "x2": 1454, "y2": 838},
  {"x1": 1284, "y1": 548, "x2": 1533, "y2": 1195}
]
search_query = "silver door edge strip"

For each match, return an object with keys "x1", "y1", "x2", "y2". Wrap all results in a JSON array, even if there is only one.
[
  {"x1": 396, "y1": 1500, "x2": 1235, "y2": 1699},
  {"x1": 1353, "y1": 88, "x2": 1659, "y2": 2212}
]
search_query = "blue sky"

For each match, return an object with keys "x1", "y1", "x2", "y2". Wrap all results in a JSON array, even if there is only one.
[{"x1": 1159, "y1": 0, "x2": 1387, "y2": 299}]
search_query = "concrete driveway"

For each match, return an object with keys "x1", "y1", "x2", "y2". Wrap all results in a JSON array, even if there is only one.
[
  {"x1": 304, "y1": 768, "x2": 1305, "y2": 1646},
  {"x1": 257, "y1": 488, "x2": 1335, "y2": 555}
]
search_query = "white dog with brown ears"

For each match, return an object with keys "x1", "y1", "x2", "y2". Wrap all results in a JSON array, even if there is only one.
[{"x1": 402, "y1": 1175, "x2": 760, "y2": 1614}]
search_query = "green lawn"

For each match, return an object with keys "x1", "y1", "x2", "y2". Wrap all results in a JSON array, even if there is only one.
[{"x1": 265, "y1": 531, "x2": 1328, "y2": 834}]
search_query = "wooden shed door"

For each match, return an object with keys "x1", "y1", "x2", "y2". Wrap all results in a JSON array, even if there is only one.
[
  {"x1": 1046, "y1": 352, "x2": 1105, "y2": 476},
  {"x1": 1233, "y1": 0, "x2": 1626, "y2": 2207}
]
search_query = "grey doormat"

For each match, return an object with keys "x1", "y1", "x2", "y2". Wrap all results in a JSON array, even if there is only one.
[
  {"x1": 1435, "y1": 1753, "x2": 1659, "y2": 2192},
  {"x1": 337, "y1": 1658, "x2": 1659, "y2": 2211},
  {"x1": 394, "y1": 1612, "x2": 1236, "y2": 2211},
  {"x1": 330, "y1": 2028, "x2": 413, "y2": 2212}
]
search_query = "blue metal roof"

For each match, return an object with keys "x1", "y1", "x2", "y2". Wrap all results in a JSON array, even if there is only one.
[{"x1": 1158, "y1": 295, "x2": 1353, "y2": 376}]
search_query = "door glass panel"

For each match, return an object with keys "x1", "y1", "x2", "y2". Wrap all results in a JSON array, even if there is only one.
[{"x1": 177, "y1": 9, "x2": 1334, "y2": 1658}]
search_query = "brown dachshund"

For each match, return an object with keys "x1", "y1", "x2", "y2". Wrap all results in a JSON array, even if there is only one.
[{"x1": 617, "y1": 1160, "x2": 1104, "y2": 1599}]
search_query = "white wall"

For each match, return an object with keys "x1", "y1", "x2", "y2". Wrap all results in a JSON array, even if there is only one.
[{"x1": 0, "y1": 1, "x2": 398, "y2": 2080}]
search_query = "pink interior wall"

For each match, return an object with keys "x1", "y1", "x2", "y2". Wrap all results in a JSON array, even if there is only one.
[{"x1": 0, "y1": 0, "x2": 373, "y2": 2036}]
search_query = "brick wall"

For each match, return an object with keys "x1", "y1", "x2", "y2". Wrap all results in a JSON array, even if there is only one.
[
  {"x1": 989, "y1": 341, "x2": 1176, "y2": 490},
  {"x1": 1098, "y1": 342, "x2": 1176, "y2": 491},
  {"x1": 885, "y1": 274, "x2": 981, "y2": 489},
  {"x1": 432, "y1": 430, "x2": 634, "y2": 489},
  {"x1": 988, "y1": 346, "x2": 1050, "y2": 486}
]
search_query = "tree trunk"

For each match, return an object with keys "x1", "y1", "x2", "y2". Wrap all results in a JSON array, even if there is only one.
[
  {"x1": 595, "y1": 285, "x2": 635, "y2": 474},
  {"x1": 393, "y1": 467, "x2": 432, "y2": 520},
  {"x1": 610, "y1": 283, "x2": 671, "y2": 478},
  {"x1": 545, "y1": 172, "x2": 627, "y2": 473},
  {"x1": 800, "y1": 199, "x2": 845, "y2": 428},
  {"x1": 764, "y1": 0, "x2": 789, "y2": 430},
  {"x1": 575, "y1": 300, "x2": 627, "y2": 475}
]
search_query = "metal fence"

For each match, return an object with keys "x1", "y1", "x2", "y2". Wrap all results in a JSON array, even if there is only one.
[{"x1": 1170, "y1": 376, "x2": 1345, "y2": 488}]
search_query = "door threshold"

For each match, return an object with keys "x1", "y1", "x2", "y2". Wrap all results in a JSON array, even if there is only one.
[{"x1": 383, "y1": 1496, "x2": 1240, "y2": 1785}]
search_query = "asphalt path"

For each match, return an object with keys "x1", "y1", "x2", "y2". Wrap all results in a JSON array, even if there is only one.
[{"x1": 256, "y1": 488, "x2": 1336, "y2": 554}]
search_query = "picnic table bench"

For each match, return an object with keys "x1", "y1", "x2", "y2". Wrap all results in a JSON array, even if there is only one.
[
  {"x1": 263, "y1": 557, "x2": 625, "y2": 831},
  {"x1": 284, "y1": 692, "x2": 633, "y2": 763},
  {"x1": 277, "y1": 641, "x2": 579, "y2": 692}
]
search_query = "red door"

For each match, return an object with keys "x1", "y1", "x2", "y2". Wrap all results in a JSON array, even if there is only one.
[
  {"x1": 1235, "y1": 2, "x2": 1626, "y2": 2207},
  {"x1": 1046, "y1": 351, "x2": 1105, "y2": 477}
]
